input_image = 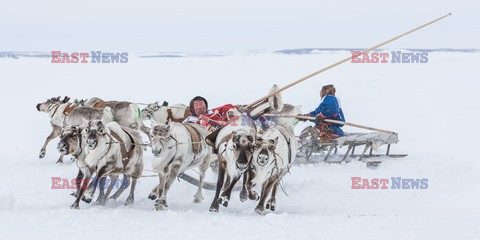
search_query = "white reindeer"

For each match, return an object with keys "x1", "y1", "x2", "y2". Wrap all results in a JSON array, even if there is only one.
[
  {"x1": 36, "y1": 96, "x2": 114, "y2": 163},
  {"x1": 141, "y1": 101, "x2": 190, "y2": 125},
  {"x1": 148, "y1": 121, "x2": 212, "y2": 210},
  {"x1": 245, "y1": 125, "x2": 298, "y2": 214},
  {"x1": 70, "y1": 120, "x2": 143, "y2": 209}
]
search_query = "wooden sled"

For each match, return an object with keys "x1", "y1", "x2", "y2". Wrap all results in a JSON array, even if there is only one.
[{"x1": 297, "y1": 129, "x2": 407, "y2": 167}]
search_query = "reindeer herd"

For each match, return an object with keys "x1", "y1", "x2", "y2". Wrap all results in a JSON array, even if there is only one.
[{"x1": 36, "y1": 92, "x2": 301, "y2": 215}]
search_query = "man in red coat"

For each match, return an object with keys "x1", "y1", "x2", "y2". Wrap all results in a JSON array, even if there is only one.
[{"x1": 183, "y1": 96, "x2": 239, "y2": 131}]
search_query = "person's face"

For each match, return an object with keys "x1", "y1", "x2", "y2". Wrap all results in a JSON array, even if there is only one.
[{"x1": 193, "y1": 100, "x2": 206, "y2": 115}]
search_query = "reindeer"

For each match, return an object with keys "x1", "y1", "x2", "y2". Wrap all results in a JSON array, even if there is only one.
[
  {"x1": 57, "y1": 126, "x2": 87, "y2": 198},
  {"x1": 70, "y1": 120, "x2": 143, "y2": 209},
  {"x1": 84, "y1": 97, "x2": 150, "y2": 138},
  {"x1": 141, "y1": 101, "x2": 191, "y2": 125},
  {"x1": 57, "y1": 126, "x2": 127, "y2": 205},
  {"x1": 36, "y1": 96, "x2": 114, "y2": 163},
  {"x1": 243, "y1": 125, "x2": 298, "y2": 214},
  {"x1": 209, "y1": 114, "x2": 257, "y2": 212},
  {"x1": 148, "y1": 121, "x2": 212, "y2": 210}
]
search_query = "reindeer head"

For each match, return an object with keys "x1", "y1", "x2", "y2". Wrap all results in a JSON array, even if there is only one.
[
  {"x1": 253, "y1": 136, "x2": 279, "y2": 166},
  {"x1": 36, "y1": 96, "x2": 62, "y2": 112},
  {"x1": 83, "y1": 119, "x2": 107, "y2": 150},
  {"x1": 142, "y1": 102, "x2": 160, "y2": 120},
  {"x1": 58, "y1": 125, "x2": 83, "y2": 156},
  {"x1": 150, "y1": 122, "x2": 173, "y2": 157},
  {"x1": 230, "y1": 130, "x2": 256, "y2": 171}
]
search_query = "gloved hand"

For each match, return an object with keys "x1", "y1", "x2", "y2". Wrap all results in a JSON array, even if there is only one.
[{"x1": 315, "y1": 115, "x2": 324, "y2": 125}]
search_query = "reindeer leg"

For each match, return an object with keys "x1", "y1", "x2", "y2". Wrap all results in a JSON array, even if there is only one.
[
  {"x1": 209, "y1": 159, "x2": 226, "y2": 212},
  {"x1": 82, "y1": 176, "x2": 99, "y2": 203},
  {"x1": 240, "y1": 171, "x2": 248, "y2": 202},
  {"x1": 241, "y1": 169, "x2": 258, "y2": 201},
  {"x1": 154, "y1": 172, "x2": 168, "y2": 210},
  {"x1": 148, "y1": 183, "x2": 160, "y2": 200},
  {"x1": 39, "y1": 125, "x2": 61, "y2": 159},
  {"x1": 95, "y1": 176, "x2": 108, "y2": 204},
  {"x1": 109, "y1": 175, "x2": 130, "y2": 201},
  {"x1": 266, "y1": 181, "x2": 278, "y2": 211},
  {"x1": 193, "y1": 154, "x2": 211, "y2": 203},
  {"x1": 124, "y1": 177, "x2": 137, "y2": 205},
  {"x1": 98, "y1": 175, "x2": 118, "y2": 205},
  {"x1": 71, "y1": 169, "x2": 84, "y2": 198},
  {"x1": 155, "y1": 160, "x2": 181, "y2": 210},
  {"x1": 241, "y1": 169, "x2": 258, "y2": 202},
  {"x1": 56, "y1": 155, "x2": 64, "y2": 164},
  {"x1": 219, "y1": 174, "x2": 241, "y2": 208},
  {"x1": 255, "y1": 179, "x2": 276, "y2": 215},
  {"x1": 83, "y1": 167, "x2": 108, "y2": 203},
  {"x1": 71, "y1": 168, "x2": 93, "y2": 209}
]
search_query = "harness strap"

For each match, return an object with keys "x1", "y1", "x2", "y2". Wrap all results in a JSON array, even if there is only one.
[
  {"x1": 110, "y1": 130, "x2": 135, "y2": 167},
  {"x1": 50, "y1": 104, "x2": 61, "y2": 118},
  {"x1": 167, "y1": 108, "x2": 191, "y2": 123},
  {"x1": 276, "y1": 127, "x2": 293, "y2": 164},
  {"x1": 93, "y1": 100, "x2": 106, "y2": 108},
  {"x1": 72, "y1": 129, "x2": 83, "y2": 158},
  {"x1": 182, "y1": 123, "x2": 202, "y2": 154},
  {"x1": 218, "y1": 133, "x2": 233, "y2": 156},
  {"x1": 63, "y1": 103, "x2": 77, "y2": 116}
]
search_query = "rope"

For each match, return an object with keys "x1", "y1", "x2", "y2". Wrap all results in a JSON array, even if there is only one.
[
  {"x1": 279, "y1": 180, "x2": 289, "y2": 197},
  {"x1": 105, "y1": 141, "x2": 151, "y2": 147}
]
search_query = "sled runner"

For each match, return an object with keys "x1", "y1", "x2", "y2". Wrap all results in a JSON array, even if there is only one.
[{"x1": 297, "y1": 126, "x2": 407, "y2": 166}]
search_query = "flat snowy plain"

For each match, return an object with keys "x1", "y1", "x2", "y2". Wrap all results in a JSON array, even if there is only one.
[{"x1": 0, "y1": 50, "x2": 478, "y2": 239}]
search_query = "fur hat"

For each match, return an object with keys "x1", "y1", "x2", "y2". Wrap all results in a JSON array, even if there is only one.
[
  {"x1": 320, "y1": 84, "x2": 336, "y2": 98},
  {"x1": 189, "y1": 96, "x2": 208, "y2": 115}
]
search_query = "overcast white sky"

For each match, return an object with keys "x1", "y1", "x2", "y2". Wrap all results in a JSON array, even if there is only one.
[{"x1": 1, "y1": 0, "x2": 478, "y2": 52}]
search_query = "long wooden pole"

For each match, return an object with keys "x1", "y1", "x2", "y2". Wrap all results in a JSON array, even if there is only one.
[
  {"x1": 247, "y1": 13, "x2": 452, "y2": 108},
  {"x1": 263, "y1": 114, "x2": 397, "y2": 135}
]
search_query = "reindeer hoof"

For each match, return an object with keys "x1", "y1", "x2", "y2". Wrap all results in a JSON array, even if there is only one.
[
  {"x1": 209, "y1": 204, "x2": 219, "y2": 212},
  {"x1": 249, "y1": 191, "x2": 259, "y2": 201},
  {"x1": 81, "y1": 196, "x2": 92, "y2": 204},
  {"x1": 217, "y1": 196, "x2": 229, "y2": 207},
  {"x1": 239, "y1": 190, "x2": 248, "y2": 202},
  {"x1": 124, "y1": 198, "x2": 134, "y2": 205},
  {"x1": 255, "y1": 207, "x2": 267, "y2": 215},
  {"x1": 97, "y1": 198, "x2": 107, "y2": 206},
  {"x1": 56, "y1": 159, "x2": 63, "y2": 164},
  {"x1": 83, "y1": 190, "x2": 95, "y2": 203},
  {"x1": 193, "y1": 196, "x2": 203, "y2": 203},
  {"x1": 154, "y1": 199, "x2": 167, "y2": 210},
  {"x1": 266, "y1": 203, "x2": 275, "y2": 211},
  {"x1": 39, "y1": 150, "x2": 46, "y2": 159},
  {"x1": 70, "y1": 203, "x2": 79, "y2": 209},
  {"x1": 148, "y1": 193, "x2": 157, "y2": 200},
  {"x1": 266, "y1": 199, "x2": 276, "y2": 211}
]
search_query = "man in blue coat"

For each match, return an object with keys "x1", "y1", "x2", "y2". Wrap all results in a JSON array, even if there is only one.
[{"x1": 303, "y1": 84, "x2": 345, "y2": 138}]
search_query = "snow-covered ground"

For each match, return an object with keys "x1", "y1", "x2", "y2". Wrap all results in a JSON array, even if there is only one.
[{"x1": 0, "y1": 50, "x2": 479, "y2": 239}]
